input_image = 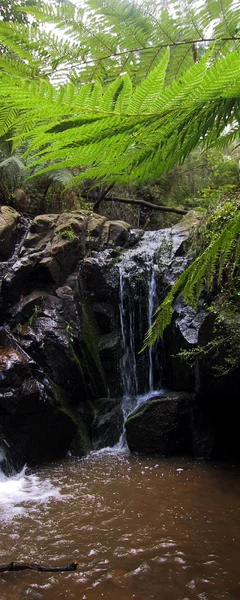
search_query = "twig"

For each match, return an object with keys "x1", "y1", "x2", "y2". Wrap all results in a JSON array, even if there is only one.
[{"x1": 0, "y1": 561, "x2": 78, "y2": 573}]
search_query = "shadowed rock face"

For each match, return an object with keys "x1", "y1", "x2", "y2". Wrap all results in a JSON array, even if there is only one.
[
  {"x1": 0, "y1": 210, "x2": 134, "y2": 468},
  {"x1": 125, "y1": 391, "x2": 217, "y2": 460},
  {"x1": 0, "y1": 343, "x2": 77, "y2": 472},
  {"x1": 0, "y1": 207, "x2": 239, "y2": 468}
]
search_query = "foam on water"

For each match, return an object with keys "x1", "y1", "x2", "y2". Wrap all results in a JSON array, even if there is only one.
[{"x1": 0, "y1": 466, "x2": 60, "y2": 521}]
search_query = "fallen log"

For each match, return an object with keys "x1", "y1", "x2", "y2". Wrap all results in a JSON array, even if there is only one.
[{"x1": 0, "y1": 561, "x2": 78, "y2": 573}]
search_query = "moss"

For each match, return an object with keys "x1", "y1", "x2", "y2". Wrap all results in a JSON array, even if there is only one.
[
  {"x1": 80, "y1": 303, "x2": 107, "y2": 394},
  {"x1": 125, "y1": 400, "x2": 155, "y2": 424},
  {"x1": 52, "y1": 383, "x2": 92, "y2": 456},
  {"x1": 98, "y1": 331, "x2": 120, "y2": 351},
  {"x1": 60, "y1": 407, "x2": 91, "y2": 457}
]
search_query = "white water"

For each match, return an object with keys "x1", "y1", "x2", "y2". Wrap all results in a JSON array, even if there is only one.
[
  {"x1": 147, "y1": 265, "x2": 159, "y2": 391},
  {"x1": 0, "y1": 466, "x2": 60, "y2": 522},
  {"x1": 118, "y1": 262, "x2": 162, "y2": 452},
  {"x1": 119, "y1": 268, "x2": 138, "y2": 400}
]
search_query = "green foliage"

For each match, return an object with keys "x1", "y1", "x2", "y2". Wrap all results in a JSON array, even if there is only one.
[
  {"x1": 5, "y1": 0, "x2": 240, "y2": 85},
  {"x1": 60, "y1": 227, "x2": 77, "y2": 240},
  {"x1": 0, "y1": 0, "x2": 239, "y2": 188},
  {"x1": 29, "y1": 297, "x2": 44, "y2": 326},
  {"x1": 0, "y1": 0, "x2": 239, "y2": 354},
  {"x1": 0, "y1": 0, "x2": 33, "y2": 24}
]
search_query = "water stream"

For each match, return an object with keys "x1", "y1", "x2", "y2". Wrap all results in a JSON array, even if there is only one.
[
  {"x1": 118, "y1": 261, "x2": 161, "y2": 424},
  {"x1": 0, "y1": 453, "x2": 239, "y2": 600}
]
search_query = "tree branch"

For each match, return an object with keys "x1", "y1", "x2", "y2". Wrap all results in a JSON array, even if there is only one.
[
  {"x1": 0, "y1": 562, "x2": 78, "y2": 573},
  {"x1": 93, "y1": 183, "x2": 115, "y2": 212},
  {"x1": 89, "y1": 194, "x2": 187, "y2": 215},
  {"x1": 43, "y1": 37, "x2": 240, "y2": 77}
]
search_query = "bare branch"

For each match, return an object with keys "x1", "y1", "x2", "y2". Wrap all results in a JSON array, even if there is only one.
[
  {"x1": 0, "y1": 561, "x2": 78, "y2": 573},
  {"x1": 85, "y1": 193, "x2": 187, "y2": 215}
]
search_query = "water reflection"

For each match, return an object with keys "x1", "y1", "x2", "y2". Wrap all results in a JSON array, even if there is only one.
[{"x1": 0, "y1": 453, "x2": 239, "y2": 599}]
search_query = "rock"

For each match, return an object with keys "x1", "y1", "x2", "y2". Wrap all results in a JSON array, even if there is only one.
[
  {"x1": 1, "y1": 409, "x2": 77, "y2": 466},
  {"x1": 92, "y1": 397, "x2": 124, "y2": 450},
  {"x1": 1, "y1": 205, "x2": 238, "y2": 466},
  {"x1": 102, "y1": 220, "x2": 131, "y2": 247},
  {"x1": 125, "y1": 392, "x2": 194, "y2": 457},
  {"x1": 125, "y1": 391, "x2": 217, "y2": 459},
  {"x1": 11, "y1": 188, "x2": 29, "y2": 213},
  {"x1": 0, "y1": 206, "x2": 20, "y2": 259},
  {"x1": 0, "y1": 344, "x2": 78, "y2": 467},
  {"x1": 31, "y1": 213, "x2": 58, "y2": 233}
]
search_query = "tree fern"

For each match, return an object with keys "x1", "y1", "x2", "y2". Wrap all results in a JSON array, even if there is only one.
[
  {"x1": 1, "y1": 0, "x2": 239, "y2": 85},
  {"x1": 0, "y1": 46, "x2": 238, "y2": 186},
  {"x1": 0, "y1": 0, "x2": 239, "y2": 186},
  {"x1": 0, "y1": 0, "x2": 238, "y2": 350}
]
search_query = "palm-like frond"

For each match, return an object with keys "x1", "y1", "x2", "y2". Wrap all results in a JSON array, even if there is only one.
[
  {"x1": 1, "y1": 0, "x2": 240, "y2": 85},
  {"x1": 0, "y1": 46, "x2": 239, "y2": 186},
  {"x1": 0, "y1": 0, "x2": 239, "y2": 189}
]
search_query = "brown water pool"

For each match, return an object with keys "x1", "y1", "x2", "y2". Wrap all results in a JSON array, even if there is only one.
[{"x1": 0, "y1": 451, "x2": 239, "y2": 599}]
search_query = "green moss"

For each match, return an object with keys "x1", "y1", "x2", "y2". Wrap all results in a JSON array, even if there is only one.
[
  {"x1": 52, "y1": 384, "x2": 92, "y2": 456},
  {"x1": 126, "y1": 400, "x2": 153, "y2": 424},
  {"x1": 60, "y1": 406, "x2": 91, "y2": 456},
  {"x1": 98, "y1": 331, "x2": 120, "y2": 351},
  {"x1": 81, "y1": 303, "x2": 107, "y2": 392}
]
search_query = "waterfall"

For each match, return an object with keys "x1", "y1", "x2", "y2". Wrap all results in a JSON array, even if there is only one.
[
  {"x1": 148, "y1": 265, "x2": 160, "y2": 392},
  {"x1": 119, "y1": 268, "x2": 138, "y2": 404},
  {"x1": 117, "y1": 258, "x2": 161, "y2": 444}
]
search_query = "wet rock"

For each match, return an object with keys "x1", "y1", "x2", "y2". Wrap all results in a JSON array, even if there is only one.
[
  {"x1": 125, "y1": 392, "x2": 194, "y2": 457},
  {"x1": 0, "y1": 425, "x2": 24, "y2": 475},
  {"x1": 0, "y1": 345, "x2": 55, "y2": 416},
  {"x1": 102, "y1": 220, "x2": 131, "y2": 247},
  {"x1": 2, "y1": 205, "x2": 237, "y2": 466},
  {"x1": 0, "y1": 344, "x2": 78, "y2": 467},
  {"x1": 0, "y1": 206, "x2": 20, "y2": 259},
  {"x1": 92, "y1": 398, "x2": 124, "y2": 450},
  {"x1": 125, "y1": 391, "x2": 217, "y2": 459},
  {"x1": 1, "y1": 409, "x2": 77, "y2": 466}
]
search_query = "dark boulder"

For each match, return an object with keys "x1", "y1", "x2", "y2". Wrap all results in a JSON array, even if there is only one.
[
  {"x1": 125, "y1": 391, "x2": 216, "y2": 459},
  {"x1": 0, "y1": 342, "x2": 78, "y2": 468}
]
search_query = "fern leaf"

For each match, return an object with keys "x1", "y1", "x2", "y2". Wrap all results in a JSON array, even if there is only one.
[{"x1": 129, "y1": 48, "x2": 170, "y2": 113}]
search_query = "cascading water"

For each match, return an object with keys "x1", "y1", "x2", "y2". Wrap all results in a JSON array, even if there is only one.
[
  {"x1": 117, "y1": 253, "x2": 162, "y2": 446},
  {"x1": 147, "y1": 264, "x2": 160, "y2": 392},
  {"x1": 0, "y1": 437, "x2": 60, "y2": 520},
  {"x1": 119, "y1": 268, "x2": 138, "y2": 402}
]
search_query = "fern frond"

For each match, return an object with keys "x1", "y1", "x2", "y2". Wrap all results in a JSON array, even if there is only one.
[
  {"x1": 7, "y1": 0, "x2": 239, "y2": 85},
  {"x1": 0, "y1": 1, "x2": 239, "y2": 186}
]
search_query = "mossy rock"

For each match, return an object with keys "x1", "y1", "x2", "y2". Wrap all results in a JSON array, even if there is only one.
[{"x1": 0, "y1": 206, "x2": 20, "y2": 258}]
